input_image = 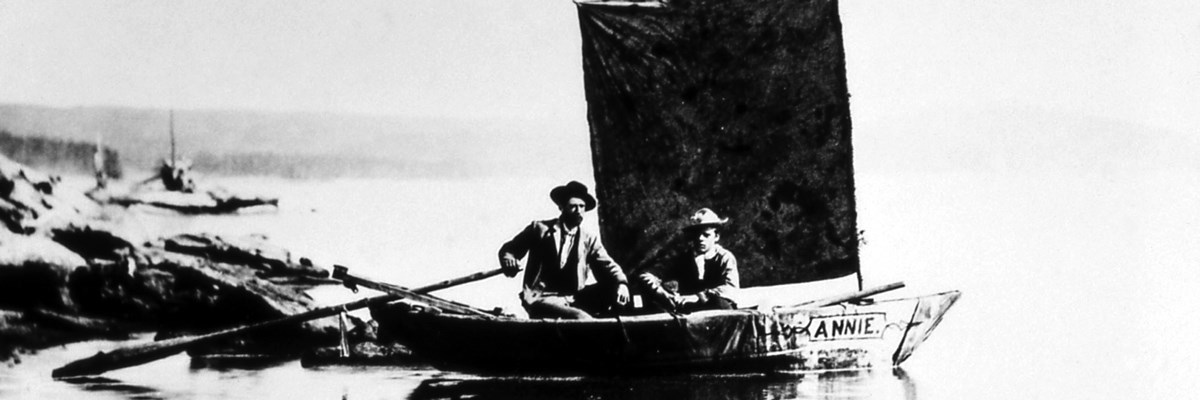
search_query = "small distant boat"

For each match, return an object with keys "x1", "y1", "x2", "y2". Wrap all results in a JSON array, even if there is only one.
[
  {"x1": 87, "y1": 110, "x2": 279, "y2": 214},
  {"x1": 92, "y1": 186, "x2": 279, "y2": 215},
  {"x1": 370, "y1": 289, "x2": 960, "y2": 374}
]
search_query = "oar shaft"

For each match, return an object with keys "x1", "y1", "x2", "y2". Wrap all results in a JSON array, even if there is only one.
[
  {"x1": 773, "y1": 281, "x2": 905, "y2": 314},
  {"x1": 412, "y1": 268, "x2": 506, "y2": 293},
  {"x1": 338, "y1": 270, "x2": 500, "y2": 318},
  {"x1": 53, "y1": 267, "x2": 505, "y2": 378}
]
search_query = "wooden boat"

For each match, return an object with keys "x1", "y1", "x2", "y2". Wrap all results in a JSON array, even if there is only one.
[
  {"x1": 370, "y1": 289, "x2": 959, "y2": 375},
  {"x1": 364, "y1": 0, "x2": 963, "y2": 376}
]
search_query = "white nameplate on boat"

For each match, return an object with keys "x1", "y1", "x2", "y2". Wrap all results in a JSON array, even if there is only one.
[{"x1": 806, "y1": 313, "x2": 886, "y2": 341}]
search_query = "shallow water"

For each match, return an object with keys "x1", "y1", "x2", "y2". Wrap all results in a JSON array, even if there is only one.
[{"x1": 2, "y1": 171, "x2": 1195, "y2": 399}]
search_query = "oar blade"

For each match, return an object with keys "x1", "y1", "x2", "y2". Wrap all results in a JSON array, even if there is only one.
[{"x1": 52, "y1": 337, "x2": 192, "y2": 378}]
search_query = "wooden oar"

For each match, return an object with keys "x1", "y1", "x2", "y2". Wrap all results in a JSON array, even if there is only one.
[
  {"x1": 771, "y1": 281, "x2": 905, "y2": 314},
  {"x1": 52, "y1": 267, "x2": 505, "y2": 378}
]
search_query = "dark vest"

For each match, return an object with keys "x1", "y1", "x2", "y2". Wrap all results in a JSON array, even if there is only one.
[{"x1": 539, "y1": 232, "x2": 580, "y2": 293}]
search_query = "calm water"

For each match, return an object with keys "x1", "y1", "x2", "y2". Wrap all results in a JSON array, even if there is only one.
[{"x1": 1, "y1": 171, "x2": 1195, "y2": 399}]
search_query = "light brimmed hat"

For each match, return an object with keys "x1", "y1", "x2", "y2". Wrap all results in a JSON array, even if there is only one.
[
  {"x1": 549, "y1": 181, "x2": 597, "y2": 211},
  {"x1": 682, "y1": 208, "x2": 728, "y2": 230}
]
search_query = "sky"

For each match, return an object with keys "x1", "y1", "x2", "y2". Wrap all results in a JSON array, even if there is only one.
[
  {"x1": 0, "y1": 0, "x2": 587, "y2": 121},
  {"x1": 1, "y1": 0, "x2": 1196, "y2": 136},
  {"x1": 840, "y1": 1, "x2": 1199, "y2": 136}
]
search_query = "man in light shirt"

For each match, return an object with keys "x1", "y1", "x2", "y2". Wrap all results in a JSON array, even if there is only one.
[
  {"x1": 637, "y1": 208, "x2": 740, "y2": 313},
  {"x1": 499, "y1": 181, "x2": 630, "y2": 319}
]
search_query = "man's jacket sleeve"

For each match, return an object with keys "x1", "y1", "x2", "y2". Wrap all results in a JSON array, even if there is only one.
[
  {"x1": 586, "y1": 236, "x2": 627, "y2": 285},
  {"x1": 499, "y1": 221, "x2": 537, "y2": 261}
]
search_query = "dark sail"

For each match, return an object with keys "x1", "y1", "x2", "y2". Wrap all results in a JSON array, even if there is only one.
[{"x1": 577, "y1": 0, "x2": 858, "y2": 286}]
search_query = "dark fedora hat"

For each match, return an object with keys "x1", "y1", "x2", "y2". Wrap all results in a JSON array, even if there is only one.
[{"x1": 549, "y1": 181, "x2": 597, "y2": 211}]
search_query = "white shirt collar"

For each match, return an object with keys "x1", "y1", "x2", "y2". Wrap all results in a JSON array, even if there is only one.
[{"x1": 556, "y1": 220, "x2": 579, "y2": 236}]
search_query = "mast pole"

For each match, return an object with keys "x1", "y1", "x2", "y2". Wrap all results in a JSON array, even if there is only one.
[{"x1": 169, "y1": 109, "x2": 176, "y2": 167}]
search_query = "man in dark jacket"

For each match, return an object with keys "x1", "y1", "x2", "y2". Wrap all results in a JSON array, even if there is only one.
[
  {"x1": 499, "y1": 181, "x2": 630, "y2": 319},
  {"x1": 637, "y1": 208, "x2": 740, "y2": 313}
]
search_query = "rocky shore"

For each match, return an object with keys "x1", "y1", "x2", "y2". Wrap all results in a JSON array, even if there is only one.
[{"x1": 0, "y1": 154, "x2": 351, "y2": 365}]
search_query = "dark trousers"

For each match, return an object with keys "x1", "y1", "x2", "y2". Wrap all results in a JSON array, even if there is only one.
[
  {"x1": 680, "y1": 296, "x2": 736, "y2": 313},
  {"x1": 640, "y1": 291, "x2": 737, "y2": 314},
  {"x1": 522, "y1": 282, "x2": 623, "y2": 320}
]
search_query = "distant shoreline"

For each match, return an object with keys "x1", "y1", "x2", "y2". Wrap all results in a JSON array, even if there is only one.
[{"x1": 0, "y1": 103, "x2": 590, "y2": 179}]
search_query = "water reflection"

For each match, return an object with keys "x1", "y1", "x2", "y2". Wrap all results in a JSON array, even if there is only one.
[
  {"x1": 187, "y1": 355, "x2": 295, "y2": 371},
  {"x1": 408, "y1": 369, "x2": 916, "y2": 400},
  {"x1": 54, "y1": 367, "x2": 916, "y2": 400},
  {"x1": 58, "y1": 376, "x2": 165, "y2": 400}
]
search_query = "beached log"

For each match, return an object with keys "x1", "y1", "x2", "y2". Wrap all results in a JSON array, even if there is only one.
[
  {"x1": 50, "y1": 223, "x2": 138, "y2": 264},
  {"x1": 160, "y1": 233, "x2": 328, "y2": 279}
]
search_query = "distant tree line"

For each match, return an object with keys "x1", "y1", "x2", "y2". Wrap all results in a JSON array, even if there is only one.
[
  {"x1": 187, "y1": 151, "x2": 471, "y2": 179},
  {"x1": 0, "y1": 130, "x2": 122, "y2": 178}
]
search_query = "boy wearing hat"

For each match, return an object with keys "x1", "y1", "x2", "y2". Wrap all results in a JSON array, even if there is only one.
[
  {"x1": 499, "y1": 181, "x2": 630, "y2": 319},
  {"x1": 636, "y1": 208, "x2": 740, "y2": 313}
]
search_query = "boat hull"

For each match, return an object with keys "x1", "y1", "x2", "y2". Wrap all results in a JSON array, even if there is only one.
[
  {"x1": 371, "y1": 291, "x2": 960, "y2": 375},
  {"x1": 89, "y1": 189, "x2": 278, "y2": 214}
]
